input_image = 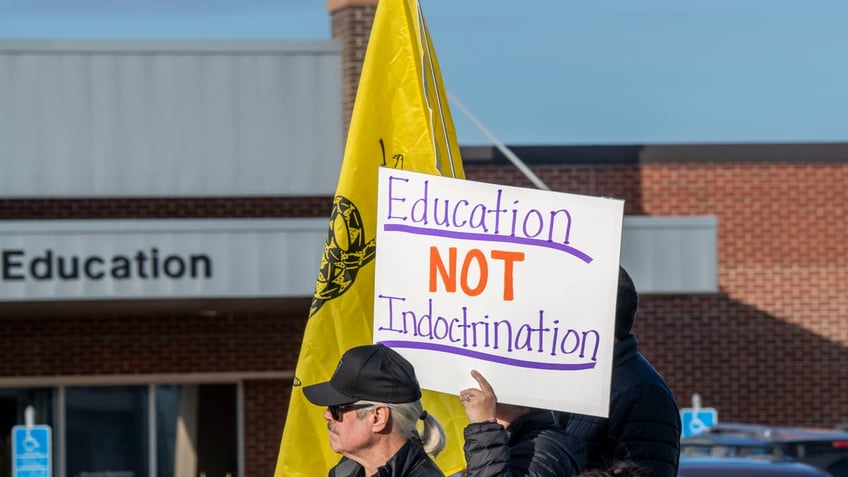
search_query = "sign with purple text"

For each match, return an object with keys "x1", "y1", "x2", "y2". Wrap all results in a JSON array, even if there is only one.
[{"x1": 374, "y1": 168, "x2": 624, "y2": 417}]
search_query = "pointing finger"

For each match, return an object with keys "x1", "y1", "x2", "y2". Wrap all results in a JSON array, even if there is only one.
[{"x1": 470, "y1": 369, "x2": 495, "y2": 396}]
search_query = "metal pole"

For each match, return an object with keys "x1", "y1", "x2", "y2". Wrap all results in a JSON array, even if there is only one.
[{"x1": 447, "y1": 92, "x2": 551, "y2": 191}]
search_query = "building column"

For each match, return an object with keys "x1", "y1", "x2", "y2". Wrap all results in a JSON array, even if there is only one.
[{"x1": 327, "y1": 0, "x2": 379, "y2": 137}]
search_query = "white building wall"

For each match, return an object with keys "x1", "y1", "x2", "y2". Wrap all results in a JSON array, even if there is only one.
[{"x1": 0, "y1": 40, "x2": 342, "y2": 197}]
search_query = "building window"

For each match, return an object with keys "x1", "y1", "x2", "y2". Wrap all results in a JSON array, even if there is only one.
[
  {"x1": 0, "y1": 383, "x2": 239, "y2": 477},
  {"x1": 66, "y1": 386, "x2": 149, "y2": 477},
  {"x1": 621, "y1": 215, "x2": 718, "y2": 294},
  {"x1": 156, "y1": 384, "x2": 237, "y2": 477}
]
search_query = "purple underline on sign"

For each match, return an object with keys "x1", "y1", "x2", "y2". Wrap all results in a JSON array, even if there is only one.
[
  {"x1": 378, "y1": 340, "x2": 598, "y2": 371},
  {"x1": 382, "y1": 224, "x2": 593, "y2": 263}
]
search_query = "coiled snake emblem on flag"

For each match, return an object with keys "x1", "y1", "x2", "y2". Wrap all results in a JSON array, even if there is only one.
[{"x1": 309, "y1": 196, "x2": 377, "y2": 317}]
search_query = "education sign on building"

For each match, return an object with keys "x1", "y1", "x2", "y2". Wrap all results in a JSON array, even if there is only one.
[{"x1": 0, "y1": 219, "x2": 326, "y2": 301}]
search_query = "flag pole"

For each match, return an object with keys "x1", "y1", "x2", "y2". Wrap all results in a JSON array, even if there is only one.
[{"x1": 447, "y1": 92, "x2": 551, "y2": 191}]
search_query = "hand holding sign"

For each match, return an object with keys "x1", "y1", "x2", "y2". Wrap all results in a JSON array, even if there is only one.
[{"x1": 459, "y1": 370, "x2": 497, "y2": 424}]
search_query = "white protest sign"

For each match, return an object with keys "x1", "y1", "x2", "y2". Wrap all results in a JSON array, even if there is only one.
[{"x1": 374, "y1": 167, "x2": 624, "y2": 417}]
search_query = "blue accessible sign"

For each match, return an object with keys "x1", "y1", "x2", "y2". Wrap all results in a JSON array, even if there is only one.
[
  {"x1": 12, "y1": 425, "x2": 52, "y2": 477},
  {"x1": 680, "y1": 407, "x2": 718, "y2": 438}
]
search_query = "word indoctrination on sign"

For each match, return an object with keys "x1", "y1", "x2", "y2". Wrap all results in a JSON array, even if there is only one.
[{"x1": 374, "y1": 168, "x2": 624, "y2": 417}]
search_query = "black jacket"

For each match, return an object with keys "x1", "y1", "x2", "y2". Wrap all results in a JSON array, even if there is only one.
[
  {"x1": 463, "y1": 410, "x2": 585, "y2": 477},
  {"x1": 560, "y1": 335, "x2": 681, "y2": 477},
  {"x1": 328, "y1": 438, "x2": 445, "y2": 477}
]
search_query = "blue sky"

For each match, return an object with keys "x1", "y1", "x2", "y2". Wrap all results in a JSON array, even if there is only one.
[{"x1": 2, "y1": 0, "x2": 847, "y2": 145}]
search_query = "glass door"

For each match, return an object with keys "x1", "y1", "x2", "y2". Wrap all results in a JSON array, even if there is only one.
[{"x1": 65, "y1": 386, "x2": 149, "y2": 477}]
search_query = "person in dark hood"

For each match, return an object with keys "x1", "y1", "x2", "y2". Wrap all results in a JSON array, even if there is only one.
[
  {"x1": 559, "y1": 267, "x2": 681, "y2": 477},
  {"x1": 304, "y1": 343, "x2": 447, "y2": 477}
]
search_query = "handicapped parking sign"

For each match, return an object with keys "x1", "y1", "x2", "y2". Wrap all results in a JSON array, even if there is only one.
[
  {"x1": 12, "y1": 425, "x2": 52, "y2": 477},
  {"x1": 681, "y1": 407, "x2": 718, "y2": 438}
]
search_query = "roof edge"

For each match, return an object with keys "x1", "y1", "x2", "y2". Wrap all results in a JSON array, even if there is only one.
[{"x1": 0, "y1": 38, "x2": 340, "y2": 54}]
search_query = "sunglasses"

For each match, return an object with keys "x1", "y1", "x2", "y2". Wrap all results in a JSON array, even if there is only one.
[{"x1": 328, "y1": 403, "x2": 374, "y2": 421}]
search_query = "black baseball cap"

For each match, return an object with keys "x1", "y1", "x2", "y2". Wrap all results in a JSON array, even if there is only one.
[{"x1": 303, "y1": 343, "x2": 422, "y2": 406}]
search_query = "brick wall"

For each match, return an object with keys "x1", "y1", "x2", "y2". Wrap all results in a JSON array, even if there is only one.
[
  {"x1": 0, "y1": 302, "x2": 309, "y2": 376},
  {"x1": 0, "y1": 196, "x2": 331, "y2": 219},
  {"x1": 243, "y1": 379, "x2": 290, "y2": 477},
  {"x1": 466, "y1": 160, "x2": 848, "y2": 428}
]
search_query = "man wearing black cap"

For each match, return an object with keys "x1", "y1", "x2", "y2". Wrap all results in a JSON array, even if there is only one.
[
  {"x1": 303, "y1": 343, "x2": 447, "y2": 477},
  {"x1": 558, "y1": 267, "x2": 681, "y2": 477}
]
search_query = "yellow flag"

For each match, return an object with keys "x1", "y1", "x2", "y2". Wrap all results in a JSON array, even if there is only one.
[{"x1": 274, "y1": 0, "x2": 467, "y2": 475}]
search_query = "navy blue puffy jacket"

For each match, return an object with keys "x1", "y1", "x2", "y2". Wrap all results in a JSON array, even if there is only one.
[{"x1": 559, "y1": 335, "x2": 681, "y2": 477}]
